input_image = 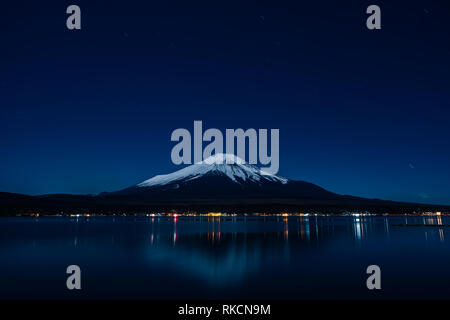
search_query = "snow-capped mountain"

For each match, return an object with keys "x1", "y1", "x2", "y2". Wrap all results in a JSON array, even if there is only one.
[
  {"x1": 137, "y1": 153, "x2": 288, "y2": 188},
  {"x1": 103, "y1": 153, "x2": 339, "y2": 204}
]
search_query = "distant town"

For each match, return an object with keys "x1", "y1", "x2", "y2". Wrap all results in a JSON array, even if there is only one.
[{"x1": 22, "y1": 210, "x2": 447, "y2": 218}]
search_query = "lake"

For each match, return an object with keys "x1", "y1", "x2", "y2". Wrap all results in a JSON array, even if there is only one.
[{"x1": 0, "y1": 215, "x2": 449, "y2": 299}]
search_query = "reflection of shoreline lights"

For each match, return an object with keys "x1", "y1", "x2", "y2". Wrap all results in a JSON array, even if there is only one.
[
  {"x1": 439, "y1": 229, "x2": 445, "y2": 242},
  {"x1": 283, "y1": 217, "x2": 289, "y2": 240},
  {"x1": 304, "y1": 217, "x2": 310, "y2": 240},
  {"x1": 205, "y1": 216, "x2": 225, "y2": 243},
  {"x1": 384, "y1": 217, "x2": 390, "y2": 238},
  {"x1": 353, "y1": 217, "x2": 363, "y2": 241},
  {"x1": 144, "y1": 213, "x2": 450, "y2": 258},
  {"x1": 437, "y1": 215, "x2": 445, "y2": 242},
  {"x1": 173, "y1": 216, "x2": 178, "y2": 244}
]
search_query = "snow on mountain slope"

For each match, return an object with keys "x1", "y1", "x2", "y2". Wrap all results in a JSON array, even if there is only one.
[{"x1": 137, "y1": 153, "x2": 288, "y2": 188}]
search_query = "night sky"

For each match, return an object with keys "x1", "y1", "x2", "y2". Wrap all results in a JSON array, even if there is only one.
[{"x1": 1, "y1": 0, "x2": 450, "y2": 204}]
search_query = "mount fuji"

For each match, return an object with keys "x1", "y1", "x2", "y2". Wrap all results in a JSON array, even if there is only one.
[
  {"x1": 1, "y1": 153, "x2": 448, "y2": 214},
  {"x1": 99, "y1": 153, "x2": 339, "y2": 203}
]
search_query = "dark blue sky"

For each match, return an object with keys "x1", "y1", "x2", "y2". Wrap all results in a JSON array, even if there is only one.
[{"x1": 1, "y1": 0, "x2": 450, "y2": 204}]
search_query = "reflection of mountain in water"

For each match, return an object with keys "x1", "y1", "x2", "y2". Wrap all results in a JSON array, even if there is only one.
[
  {"x1": 141, "y1": 216, "x2": 393, "y2": 285},
  {"x1": 146, "y1": 234, "x2": 266, "y2": 285}
]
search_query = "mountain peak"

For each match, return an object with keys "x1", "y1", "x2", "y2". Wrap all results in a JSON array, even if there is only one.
[
  {"x1": 137, "y1": 153, "x2": 288, "y2": 188},
  {"x1": 199, "y1": 153, "x2": 245, "y2": 165}
]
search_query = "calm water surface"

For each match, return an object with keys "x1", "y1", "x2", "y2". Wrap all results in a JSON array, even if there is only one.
[{"x1": 1, "y1": 215, "x2": 449, "y2": 299}]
